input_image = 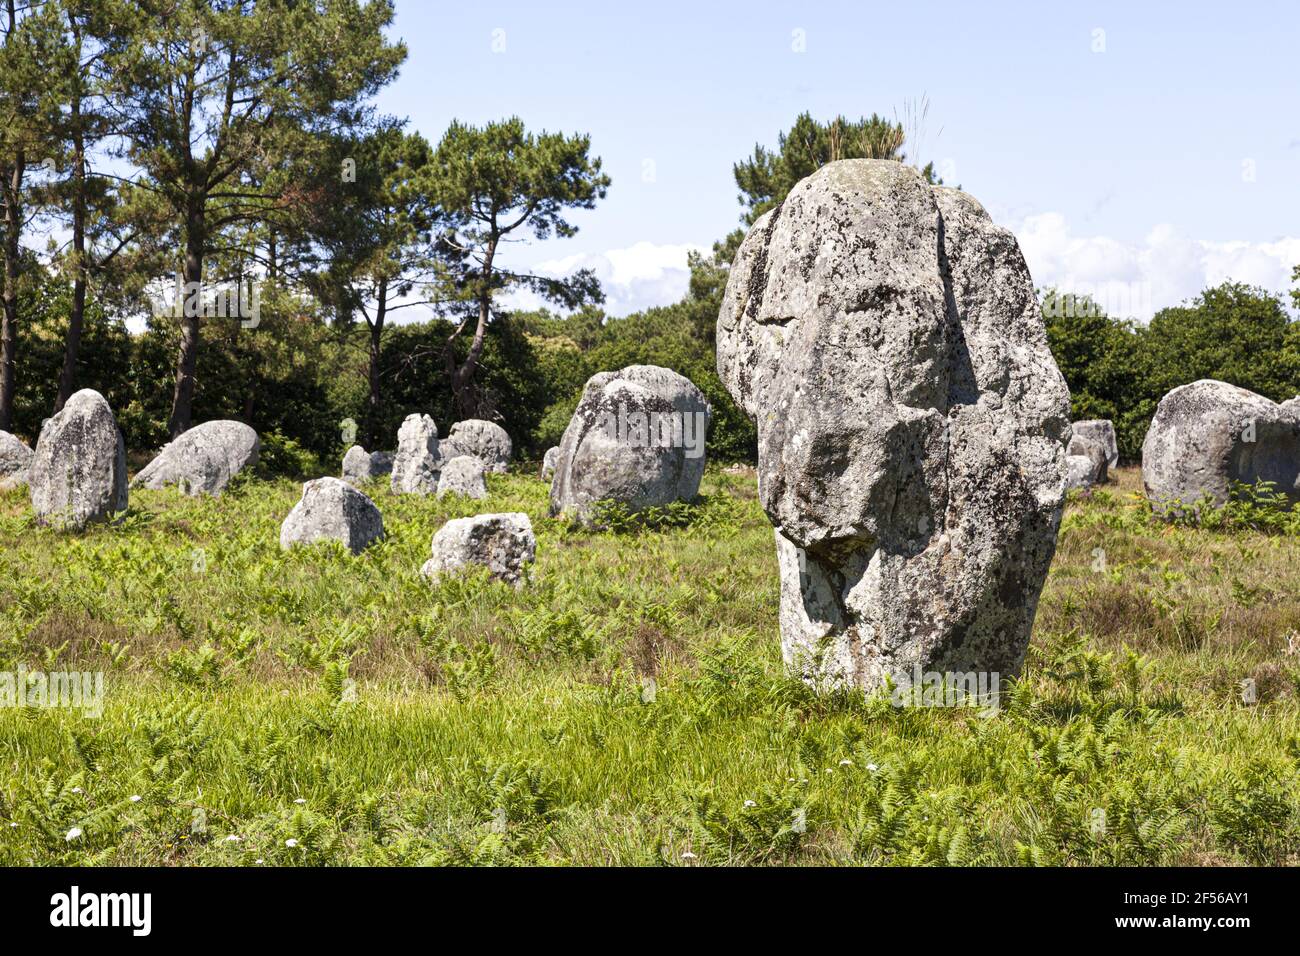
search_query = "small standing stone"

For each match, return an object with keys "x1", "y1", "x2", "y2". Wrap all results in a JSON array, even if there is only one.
[
  {"x1": 436, "y1": 455, "x2": 489, "y2": 499},
  {"x1": 540, "y1": 446, "x2": 560, "y2": 480},
  {"x1": 445, "y1": 419, "x2": 512, "y2": 473},
  {"x1": 29, "y1": 389, "x2": 128, "y2": 530},
  {"x1": 1065, "y1": 455, "x2": 1099, "y2": 491},
  {"x1": 390, "y1": 413, "x2": 441, "y2": 495},
  {"x1": 549, "y1": 364, "x2": 711, "y2": 523},
  {"x1": 1143, "y1": 379, "x2": 1300, "y2": 511},
  {"x1": 280, "y1": 477, "x2": 385, "y2": 554},
  {"x1": 422, "y1": 512, "x2": 536, "y2": 586},
  {"x1": 1067, "y1": 433, "x2": 1109, "y2": 485},
  {"x1": 132, "y1": 420, "x2": 260, "y2": 496},
  {"x1": 0, "y1": 430, "x2": 33, "y2": 490},
  {"x1": 342, "y1": 445, "x2": 394, "y2": 484},
  {"x1": 1071, "y1": 420, "x2": 1119, "y2": 469}
]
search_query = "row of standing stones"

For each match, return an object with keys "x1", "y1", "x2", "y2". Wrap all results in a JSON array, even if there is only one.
[{"x1": 4, "y1": 162, "x2": 1299, "y2": 692}]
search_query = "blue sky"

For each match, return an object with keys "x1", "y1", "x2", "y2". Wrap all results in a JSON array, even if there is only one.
[{"x1": 377, "y1": 0, "x2": 1298, "y2": 320}]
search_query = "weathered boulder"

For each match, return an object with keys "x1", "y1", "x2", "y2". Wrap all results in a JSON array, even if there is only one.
[
  {"x1": 342, "y1": 445, "x2": 394, "y2": 484},
  {"x1": 444, "y1": 419, "x2": 512, "y2": 473},
  {"x1": 132, "y1": 420, "x2": 259, "y2": 496},
  {"x1": 540, "y1": 446, "x2": 560, "y2": 480},
  {"x1": 390, "y1": 414, "x2": 441, "y2": 495},
  {"x1": 1142, "y1": 379, "x2": 1300, "y2": 511},
  {"x1": 549, "y1": 364, "x2": 711, "y2": 522},
  {"x1": 421, "y1": 512, "x2": 536, "y2": 586},
  {"x1": 1071, "y1": 419, "x2": 1118, "y2": 469},
  {"x1": 28, "y1": 389, "x2": 128, "y2": 530},
  {"x1": 437, "y1": 455, "x2": 488, "y2": 499},
  {"x1": 717, "y1": 160, "x2": 1070, "y2": 693},
  {"x1": 0, "y1": 430, "x2": 32, "y2": 490},
  {"x1": 1067, "y1": 433, "x2": 1109, "y2": 485},
  {"x1": 280, "y1": 477, "x2": 384, "y2": 554},
  {"x1": 1065, "y1": 455, "x2": 1099, "y2": 491}
]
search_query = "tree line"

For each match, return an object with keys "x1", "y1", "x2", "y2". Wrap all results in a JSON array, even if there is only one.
[
  {"x1": 0, "y1": 0, "x2": 608, "y2": 452},
  {"x1": 3, "y1": 4, "x2": 1295, "y2": 472}
]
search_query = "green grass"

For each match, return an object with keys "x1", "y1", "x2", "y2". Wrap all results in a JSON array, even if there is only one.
[{"x1": 1, "y1": 466, "x2": 1298, "y2": 866}]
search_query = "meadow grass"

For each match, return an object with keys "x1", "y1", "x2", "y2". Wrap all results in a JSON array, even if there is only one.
[{"x1": 1, "y1": 466, "x2": 1297, "y2": 866}]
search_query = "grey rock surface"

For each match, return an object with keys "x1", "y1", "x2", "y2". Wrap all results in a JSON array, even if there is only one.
[
  {"x1": 1071, "y1": 419, "x2": 1119, "y2": 468},
  {"x1": 421, "y1": 512, "x2": 536, "y2": 586},
  {"x1": 390, "y1": 414, "x2": 441, "y2": 495},
  {"x1": 1143, "y1": 379, "x2": 1300, "y2": 511},
  {"x1": 1067, "y1": 433, "x2": 1109, "y2": 485},
  {"x1": 0, "y1": 430, "x2": 33, "y2": 489},
  {"x1": 436, "y1": 454, "x2": 489, "y2": 499},
  {"x1": 541, "y1": 446, "x2": 560, "y2": 479},
  {"x1": 342, "y1": 445, "x2": 394, "y2": 484},
  {"x1": 445, "y1": 419, "x2": 512, "y2": 473},
  {"x1": 1065, "y1": 455, "x2": 1099, "y2": 491},
  {"x1": 549, "y1": 364, "x2": 711, "y2": 523},
  {"x1": 29, "y1": 389, "x2": 128, "y2": 530},
  {"x1": 717, "y1": 159, "x2": 1070, "y2": 693},
  {"x1": 132, "y1": 420, "x2": 259, "y2": 496},
  {"x1": 280, "y1": 477, "x2": 384, "y2": 554}
]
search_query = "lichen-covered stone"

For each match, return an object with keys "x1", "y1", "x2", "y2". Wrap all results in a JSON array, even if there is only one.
[
  {"x1": 1142, "y1": 379, "x2": 1300, "y2": 511},
  {"x1": 342, "y1": 445, "x2": 394, "y2": 484},
  {"x1": 436, "y1": 455, "x2": 488, "y2": 499},
  {"x1": 421, "y1": 512, "x2": 536, "y2": 586},
  {"x1": 132, "y1": 420, "x2": 259, "y2": 496},
  {"x1": 541, "y1": 446, "x2": 560, "y2": 479},
  {"x1": 1065, "y1": 455, "x2": 1099, "y2": 491},
  {"x1": 549, "y1": 364, "x2": 711, "y2": 523},
  {"x1": 0, "y1": 430, "x2": 32, "y2": 490},
  {"x1": 1067, "y1": 433, "x2": 1109, "y2": 485},
  {"x1": 390, "y1": 414, "x2": 441, "y2": 495},
  {"x1": 445, "y1": 419, "x2": 512, "y2": 473},
  {"x1": 280, "y1": 477, "x2": 384, "y2": 554},
  {"x1": 717, "y1": 159, "x2": 1070, "y2": 692},
  {"x1": 29, "y1": 389, "x2": 128, "y2": 530},
  {"x1": 1071, "y1": 419, "x2": 1118, "y2": 469}
]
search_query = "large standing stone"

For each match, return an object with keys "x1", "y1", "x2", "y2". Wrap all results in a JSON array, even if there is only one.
[
  {"x1": 540, "y1": 446, "x2": 560, "y2": 480},
  {"x1": 1142, "y1": 379, "x2": 1300, "y2": 511},
  {"x1": 28, "y1": 389, "x2": 128, "y2": 530},
  {"x1": 444, "y1": 419, "x2": 512, "y2": 473},
  {"x1": 717, "y1": 160, "x2": 1070, "y2": 693},
  {"x1": 1067, "y1": 433, "x2": 1109, "y2": 485},
  {"x1": 549, "y1": 364, "x2": 711, "y2": 523},
  {"x1": 390, "y1": 414, "x2": 441, "y2": 495},
  {"x1": 280, "y1": 477, "x2": 384, "y2": 554},
  {"x1": 0, "y1": 430, "x2": 33, "y2": 490},
  {"x1": 421, "y1": 512, "x2": 536, "y2": 586},
  {"x1": 1071, "y1": 419, "x2": 1119, "y2": 469},
  {"x1": 132, "y1": 420, "x2": 259, "y2": 496},
  {"x1": 342, "y1": 445, "x2": 394, "y2": 484},
  {"x1": 437, "y1": 455, "x2": 488, "y2": 499}
]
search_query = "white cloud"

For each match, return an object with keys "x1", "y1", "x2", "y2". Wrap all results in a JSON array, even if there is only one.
[
  {"x1": 1014, "y1": 213, "x2": 1300, "y2": 322},
  {"x1": 503, "y1": 241, "x2": 705, "y2": 317}
]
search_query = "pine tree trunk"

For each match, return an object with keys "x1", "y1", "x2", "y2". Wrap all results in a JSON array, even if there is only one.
[
  {"x1": 168, "y1": 199, "x2": 206, "y2": 437},
  {"x1": 0, "y1": 155, "x2": 23, "y2": 432},
  {"x1": 55, "y1": 65, "x2": 87, "y2": 413},
  {"x1": 366, "y1": 277, "x2": 386, "y2": 446}
]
